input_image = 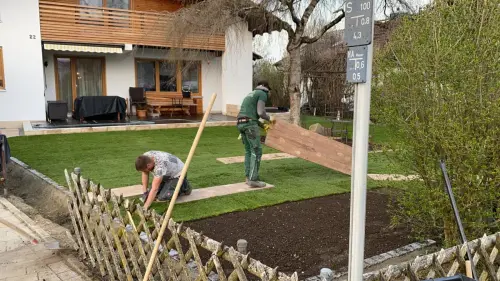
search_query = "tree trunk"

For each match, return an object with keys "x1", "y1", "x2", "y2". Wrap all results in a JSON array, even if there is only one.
[{"x1": 288, "y1": 47, "x2": 302, "y2": 126}]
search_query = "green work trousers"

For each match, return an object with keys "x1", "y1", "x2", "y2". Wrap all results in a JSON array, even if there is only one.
[{"x1": 237, "y1": 122, "x2": 262, "y2": 181}]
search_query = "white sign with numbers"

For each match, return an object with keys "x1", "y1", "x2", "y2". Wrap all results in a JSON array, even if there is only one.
[
  {"x1": 346, "y1": 46, "x2": 368, "y2": 83},
  {"x1": 344, "y1": 0, "x2": 374, "y2": 47}
]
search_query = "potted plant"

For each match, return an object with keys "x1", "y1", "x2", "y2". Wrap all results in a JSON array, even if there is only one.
[{"x1": 136, "y1": 104, "x2": 147, "y2": 119}]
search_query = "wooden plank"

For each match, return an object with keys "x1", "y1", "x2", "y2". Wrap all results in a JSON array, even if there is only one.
[
  {"x1": 88, "y1": 182, "x2": 274, "y2": 203},
  {"x1": 265, "y1": 120, "x2": 352, "y2": 175},
  {"x1": 225, "y1": 104, "x2": 240, "y2": 117},
  {"x1": 217, "y1": 153, "x2": 296, "y2": 164},
  {"x1": 195, "y1": 98, "x2": 203, "y2": 114}
]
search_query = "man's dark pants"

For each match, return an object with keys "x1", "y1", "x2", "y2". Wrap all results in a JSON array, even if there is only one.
[
  {"x1": 156, "y1": 175, "x2": 192, "y2": 201},
  {"x1": 237, "y1": 121, "x2": 262, "y2": 182}
]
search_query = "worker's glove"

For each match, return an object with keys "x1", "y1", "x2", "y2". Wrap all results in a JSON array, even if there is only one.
[
  {"x1": 263, "y1": 123, "x2": 271, "y2": 133},
  {"x1": 140, "y1": 191, "x2": 149, "y2": 203}
]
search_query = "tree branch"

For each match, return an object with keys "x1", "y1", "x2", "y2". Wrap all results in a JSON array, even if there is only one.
[
  {"x1": 237, "y1": 6, "x2": 295, "y2": 36},
  {"x1": 280, "y1": 0, "x2": 301, "y2": 26},
  {"x1": 397, "y1": 0, "x2": 416, "y2": 14},
  {"x1": 300, "y1": 9, "x2": 345, "y2": 44},
  {"x1": 301, "y1": 0, "x2": 319, "y2": 27}
]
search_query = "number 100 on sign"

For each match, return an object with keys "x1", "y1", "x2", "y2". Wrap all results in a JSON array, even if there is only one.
[{"x1": 344, "y1": 0, "x2": 374, "y2": 47}]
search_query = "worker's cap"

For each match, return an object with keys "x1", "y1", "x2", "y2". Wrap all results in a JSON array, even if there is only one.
[{"x1": 257, "y1": 80, "x2": 272, "y2": 91}]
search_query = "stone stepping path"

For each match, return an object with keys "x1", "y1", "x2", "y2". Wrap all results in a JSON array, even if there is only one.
[
  {"x1": 217, "y1": 150, "x2": 393, "y2": 165},
  {"x1": 368, "y1": 174, "x2": 420, "y2": 181},
  {"x1": 89, "y1": 182, "x2": 274, "y2": 203},
  {"x1": 217, "y1": 153, "x2": 296, "y2": 164},
  {"x1": 0, "y1": 198, "x2": 91, "y2": 281}
]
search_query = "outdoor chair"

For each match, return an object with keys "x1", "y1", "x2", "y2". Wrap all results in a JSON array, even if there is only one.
[
  {"x1": 129, "y1": 87, "x2": 147, "y2": 115},
  {"x1": 173, "y1": 86, "x2": 192, "y2": 116}
]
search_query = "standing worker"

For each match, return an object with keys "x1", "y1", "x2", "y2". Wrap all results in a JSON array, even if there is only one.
[{"x1": 237, "y1": 81, "x2": 274, "y2": 188}]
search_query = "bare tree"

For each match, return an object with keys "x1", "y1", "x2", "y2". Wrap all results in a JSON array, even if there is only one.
[
  {"x1": 165, "y1": 0, "x2": 345, "y2": 125},
  {"x1": 271, "y1": 1, "x2": 345, "y2": 125},
  {"x1": 158, "y1": 0, "x2": 424, "y2": 124}
]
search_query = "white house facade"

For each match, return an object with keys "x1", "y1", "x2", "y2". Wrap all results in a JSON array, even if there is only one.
[{"x1": 0, "y1": 0, "x2": 253, "y2": 127}]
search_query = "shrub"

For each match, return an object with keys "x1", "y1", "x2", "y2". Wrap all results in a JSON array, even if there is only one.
[{"x1": 373, "y1": 0, "x2": 500, "y2": 245}]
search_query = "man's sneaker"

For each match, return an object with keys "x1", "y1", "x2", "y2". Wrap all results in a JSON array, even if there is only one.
[
  {"x1": 183, "y1": 184, "x2": 192, "y2": 196},
  {"x1": 247, "y1": 181, "x2": 266, "y2": 188}
]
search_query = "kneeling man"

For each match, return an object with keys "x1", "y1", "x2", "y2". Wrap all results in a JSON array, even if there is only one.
[{"x1": 135, "y1": 151, "x2": 192, "y2": 210}]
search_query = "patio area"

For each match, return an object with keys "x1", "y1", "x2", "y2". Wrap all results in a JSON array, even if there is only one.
[{"x1": 23, "y1": 114, "x2": 237, "y2": 136}]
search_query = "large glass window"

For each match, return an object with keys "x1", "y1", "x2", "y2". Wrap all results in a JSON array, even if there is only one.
[
  {"x1": 55, "y1": 57, "x2": 105, "y2": 111},
  {"x1": 159, "y1": 61, "x2": 177, "y2": 92},
  {"x1": 181, "y1": 61, "x2": 199, "y2": 93},
  {"x1": 76, "y1": 58, "x2": 104, "y2": 98},
  {"x1": 106, "y1": 0, "x2": 130, "y2": 9},
  {"x1": 135, "y1": 60, "x2": 201, "y2": 94},
  {"x1": 57, "y1": 58, "x2": 72, "y2": 111},
  {"x1": 80, "y1": 0, "x2": 103, "y2": 6},
  {"x1": 80, "y1": 0, "x2": 129, "y2": 9},
  {"x1": 137, "y1": 61, "x2": 156, "y2": 91}
]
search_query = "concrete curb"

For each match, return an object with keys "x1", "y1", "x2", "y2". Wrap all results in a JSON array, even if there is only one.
[
  {"x1": 305, "y1": 239, "x2": 436, "y2": 281},
  {"x1": 24, "y1": 120, "x2": 237, "y2": 136},
  {"x1": 5, "y1": 158, "x2": 72, "y2": 225},
  {"x1": 362, "y1": 239, "x2": 436, "y2": 268},
  {"x1": 10, "y1": 157, "x2": 71, "y2": 197}
]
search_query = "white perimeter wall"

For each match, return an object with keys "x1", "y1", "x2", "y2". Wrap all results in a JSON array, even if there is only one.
[
  {"x1": 0, "y1": 0, "x2": 46, "y2": 122},
  {"x1": 221, "y1": 21, "x2": 253, "y2": 114},
  {"x1": 44, "y1": 48, "x2": 224, "y2": 113}
]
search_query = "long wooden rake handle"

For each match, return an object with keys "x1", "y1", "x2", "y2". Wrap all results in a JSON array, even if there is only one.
[{"x1": 142, "y1": 93, "x2": 217, "y2": 281}]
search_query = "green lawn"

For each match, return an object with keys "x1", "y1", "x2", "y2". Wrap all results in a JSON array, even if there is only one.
[
  {"x1": 301, "y1": 115, "x2": 397, "y2": 147},
  {"x1": 9, "y1": 118, "x2": 406, "y2": 221}
]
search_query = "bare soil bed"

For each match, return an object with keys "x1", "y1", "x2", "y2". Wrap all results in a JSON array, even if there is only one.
[{"x1": 188, "y1": 191, "x2": 412, "y2": 278}]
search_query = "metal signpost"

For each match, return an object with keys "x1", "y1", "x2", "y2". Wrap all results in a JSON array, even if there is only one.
[{"x1": 344, "y1": 1, "x2": 374, "y2": 281}]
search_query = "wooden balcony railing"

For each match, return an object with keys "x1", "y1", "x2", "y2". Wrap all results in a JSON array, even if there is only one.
[{"x1": 39, "y1": 1, "x2": 225, "y2": 51}]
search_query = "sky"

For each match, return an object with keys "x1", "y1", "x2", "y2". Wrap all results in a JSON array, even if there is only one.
[{"x1": 253, "y1": 0, "x2": 431, "y2": 62}]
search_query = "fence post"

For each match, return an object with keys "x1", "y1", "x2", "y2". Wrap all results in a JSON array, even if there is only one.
[
  {"x1": 320, "y1": 268, "x2": 333, "y2": 281},
  {"x1": 237, "y1": 239, "x2": 248, "y2": 255}
]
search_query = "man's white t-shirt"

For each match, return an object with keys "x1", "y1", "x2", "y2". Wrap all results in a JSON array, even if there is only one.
[{"x1": 143, "y1": 151, "x2": 184, "y2": 179}]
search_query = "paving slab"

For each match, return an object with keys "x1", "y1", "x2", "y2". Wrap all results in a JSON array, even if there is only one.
[
  {"x1": 368, "y1": 174, "x2": 420, "y2": 181},
  {"x1": 0, "y1": 128, "x2": 20, "y2": 138},
  {"x1": 216, "y1": 153, "x2": 296, "y2": 164},
  {"x1": 0, "y1": 199, "x2": 93, "y2": 281},
  {"x1": 89, "y1": 182, "x2": 274, "y2": 203}
]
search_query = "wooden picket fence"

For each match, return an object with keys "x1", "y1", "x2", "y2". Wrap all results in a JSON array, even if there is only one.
[
  {"x1": 65, "y1": 170, "x2": 298, "y2": 281},
  {"x1": 363, "y1": 232, "x2": 499, "y2": 281},
  {"x1": 65, "y1": 168, "x2": 498, "y2": 281}
]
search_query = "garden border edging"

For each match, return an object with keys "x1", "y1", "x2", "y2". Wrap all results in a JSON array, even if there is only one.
[
  {"x1": 305, "y1": 239, "x2": 436, "y2": 281},
  {"x1": 5, "y1": 157, "x2": 72, "y2": 225}
]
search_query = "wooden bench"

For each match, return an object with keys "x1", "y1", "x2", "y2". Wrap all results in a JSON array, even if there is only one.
[{"x1": 145, "y1": 92, "x2": 201, "y2": 116}]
